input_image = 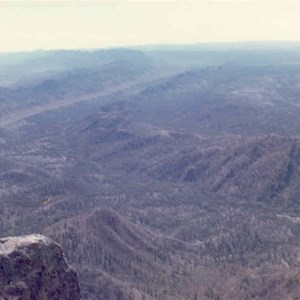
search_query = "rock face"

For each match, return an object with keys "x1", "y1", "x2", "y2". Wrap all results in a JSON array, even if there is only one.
[{"x1": 0, "y1": 234, "x2": 81, "y2": 300}]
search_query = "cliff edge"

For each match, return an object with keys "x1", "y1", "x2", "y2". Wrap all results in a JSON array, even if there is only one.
[{"x1": 0, "y1": 234, "x2": 81, "y2": 300}]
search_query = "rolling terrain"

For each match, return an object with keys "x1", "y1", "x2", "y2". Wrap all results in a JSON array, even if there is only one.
[{"x1": 1, "y1": 43, "x2": 300, "y2": 299}]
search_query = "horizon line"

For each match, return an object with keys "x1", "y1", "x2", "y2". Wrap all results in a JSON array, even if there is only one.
[{"x1": 1, "y1": 40, "x2": 300, "y2": 54}]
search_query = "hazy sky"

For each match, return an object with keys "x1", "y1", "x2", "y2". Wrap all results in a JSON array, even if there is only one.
[{"x1": 1, "y1": 1, "x2": 300, "y2": 52}]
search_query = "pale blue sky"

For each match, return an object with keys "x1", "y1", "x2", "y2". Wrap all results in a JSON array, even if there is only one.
[{"x1": 1, "y1": 1, "x2": 300, "y2": 52}]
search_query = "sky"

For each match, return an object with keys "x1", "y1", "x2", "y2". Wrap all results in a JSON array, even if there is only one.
[{"x1": 0, "y1": 1, "x2": 300, "y2": 52}]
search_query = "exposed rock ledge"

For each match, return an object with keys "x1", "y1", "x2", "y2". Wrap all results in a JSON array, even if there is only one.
[{"x1": 0, "y1": 234, "x2": 81, "y2": 300}]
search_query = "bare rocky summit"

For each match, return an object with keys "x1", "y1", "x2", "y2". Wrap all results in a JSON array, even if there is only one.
[{"x1": 0, "y1": 234, "x2": 81, "y2": 300}]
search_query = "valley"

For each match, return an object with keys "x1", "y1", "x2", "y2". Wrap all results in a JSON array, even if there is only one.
[{"x1": 1, "y1": 44, "x2": 300, "y2": 299}]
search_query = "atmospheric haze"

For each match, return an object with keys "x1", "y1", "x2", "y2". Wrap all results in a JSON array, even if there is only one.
[{"x1": 0, "y1": 1, "x2": 300, "y2": 52}]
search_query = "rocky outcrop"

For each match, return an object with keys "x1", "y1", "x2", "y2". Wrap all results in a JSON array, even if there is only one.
[{"x1": 0, "y1": 234, "x2": 81, "y2": 300}]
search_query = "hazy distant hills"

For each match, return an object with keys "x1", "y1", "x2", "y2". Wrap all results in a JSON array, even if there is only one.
[
  {"x1": 132, "y1": 64, "x2": 300, "y2": 136},
  {"x1": 0, "y1": 48, "x2": 150, "y2": 86},
  {"x1": 0, "y1": 52, "x2": 151, "y2": 118},
  {"x1": 141, "y1": 41, "x2": 300, "y2": 67},
  {"x1": 1, "y1": 43, "x2": 300, "y2": 299}
]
